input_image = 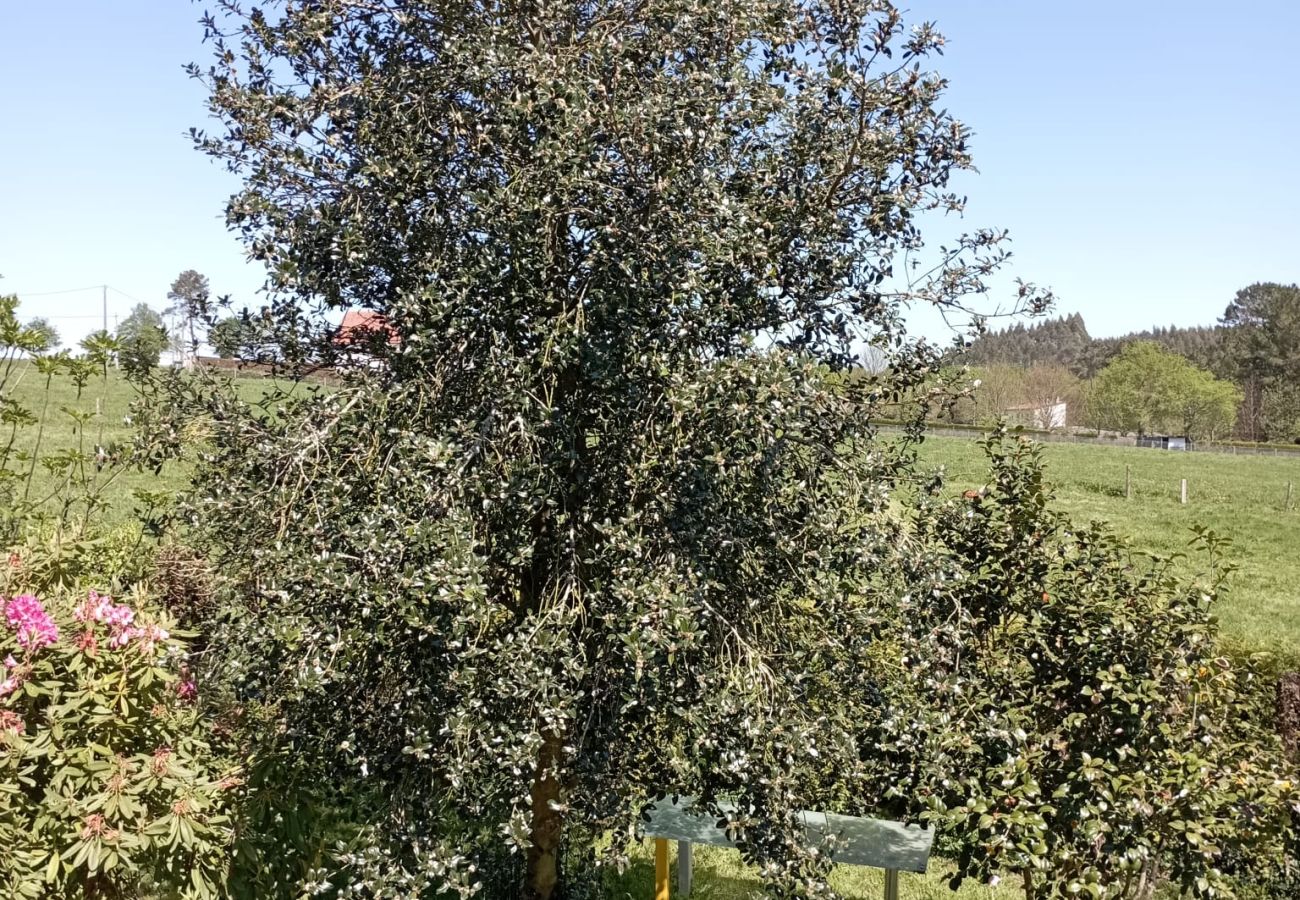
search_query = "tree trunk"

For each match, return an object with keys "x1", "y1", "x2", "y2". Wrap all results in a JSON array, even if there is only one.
[{"x1": 527, "y1": 730, "x2": 565, "y2": 899}]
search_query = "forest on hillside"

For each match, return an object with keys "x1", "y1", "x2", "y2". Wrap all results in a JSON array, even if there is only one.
[{"x1": 955, "y1": 282, "x2": 1300, "y2": 441}]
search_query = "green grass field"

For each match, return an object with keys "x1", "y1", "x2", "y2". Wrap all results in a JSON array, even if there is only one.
[
  {"x1": 0, "y1": 362, "x2": 316, "y2": 526},
  {"x1": 13, "y1": 364, "x2": 1300, "y2": 660},
  {"x1": 914, "y1": 432, "x2": 1300, "y2": 664}
]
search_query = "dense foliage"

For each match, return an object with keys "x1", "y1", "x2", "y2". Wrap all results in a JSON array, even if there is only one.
[
  {"x1": 181, "y1": 0, "x2": 1057, "y2": 896},
  {"x1": 963, "y1": 315, "x2": 1231, "y2": 382},
  {"x1": 117, "y1": 304, "x2": 169, "y2": 375},
  {"x1": 871, "y1": 433, "x2": 1299, "y2": 897},
  {"x1": 1221, "y1": 283, "x2": 1300, "y2": 442},
  {"x1": 1086, "y1": 342, "x2": 1240, "y2": 439},
  {"x1": 958, "y1": 284, "x2": 1300, "y2": 442}
]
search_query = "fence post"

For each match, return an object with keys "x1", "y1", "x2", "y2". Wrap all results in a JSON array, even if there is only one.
[
  {"x1": 1180, "y1": 479, "x2": 1188, "y2": 504},
  {"x1": 884, "y1": 869, "x2": 900, "y2": 900},
  {"x1": 1125, "y1": 465, "x2": 1131, "y2": 500},
  {"x1": 678, "y1": 841, "x2": 692, "y2": 896},
  {"x1": 1287, "y1": 482, "x2": 1294, "y2": 512}
]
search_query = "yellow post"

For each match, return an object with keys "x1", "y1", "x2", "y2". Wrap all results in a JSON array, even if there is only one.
[{"x1": 654, "y1": 838, "x2": 670, "y2": 900}]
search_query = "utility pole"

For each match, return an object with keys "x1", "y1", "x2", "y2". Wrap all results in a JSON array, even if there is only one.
[{"x1": 102, "y1": 285, "x2": 108, "y2": 333}]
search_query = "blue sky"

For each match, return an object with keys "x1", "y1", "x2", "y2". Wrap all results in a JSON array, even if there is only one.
[{"x1": 2, "y1": 1, "x2": 1297, "y2": 348}]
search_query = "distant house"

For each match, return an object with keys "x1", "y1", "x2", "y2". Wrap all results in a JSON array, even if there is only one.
[
  {"x1": 1136, "y1": 434, "x2": 1191, "y2": 451},
  {"x1": 1005, "y1": 399, "x2": 1068, "y2": 431},
  {"x1": 334, "y1": 310, "x2": 398, "y2": 367}
]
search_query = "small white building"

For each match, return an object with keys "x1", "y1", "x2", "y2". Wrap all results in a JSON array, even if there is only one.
[{"x1": 1005, "y1": 399, "x2": 1068, "y2": 431}]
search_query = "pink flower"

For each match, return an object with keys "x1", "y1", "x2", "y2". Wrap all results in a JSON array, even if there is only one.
[
  {"x1": 136, "y1": 624, "x2": 169, "y2": 653},
  {"x1": 176, "y1": 680, "x2": 197, "y2": 702},
  {"x1": 74, "y1": 590, "x2": 114, "y2": 623},
  {"x1": 0, "y1": 709, "x2": 23, "y2": 734},
  {"x1": 109, "y1": 627, "x2": 141, "y2": 649},
  {"x1": 104, "y1": 604, "x2": 134, "y2": 629},
  {"x1": 1, "y1": 654, "x2": 21, "y2": 697},
  {"x1": 4, "y1": 594, "x2": 58, "y2": 650}
]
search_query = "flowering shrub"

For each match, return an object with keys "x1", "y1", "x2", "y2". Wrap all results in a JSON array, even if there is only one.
[{"x1": 0, "y1": 587, "x2": 233, "y2": 899}]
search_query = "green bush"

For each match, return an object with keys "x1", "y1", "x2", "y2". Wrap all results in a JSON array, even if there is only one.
[
  {"x1": 0, "y1": 584, "x2": 233, "y2": 898},
  {"x1": 865, "y1": 431, "x2": 1300, "y2": 897}
]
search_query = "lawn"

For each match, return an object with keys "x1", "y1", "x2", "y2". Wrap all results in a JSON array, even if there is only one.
[
  {"x1": 607, "y1": 842, "x2": 1015, "y2": 899},
  {"x1": 913, "y1": 431, "x2": 1300, "y2": 664},
  {"x1": 0, "y1": 361, "x2": 316, "y2": 527}
]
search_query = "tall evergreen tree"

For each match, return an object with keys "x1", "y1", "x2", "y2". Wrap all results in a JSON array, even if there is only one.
[
  {"x1": 185, "y1": 2, "x2": 1046, "y2": 896},
  {"x1": 1221, "y1": 282, "x2": 1300, "y2": 440}
]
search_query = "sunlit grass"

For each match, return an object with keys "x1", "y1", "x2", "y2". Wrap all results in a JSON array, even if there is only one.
[
  {"x1": 604, "y1": 842, "x2": 1017, "y2": 899},
  {"x1": 914, "y1": 432, "x2": 1300, "y2": 665}
]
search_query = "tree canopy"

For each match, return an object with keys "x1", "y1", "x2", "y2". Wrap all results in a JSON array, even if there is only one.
[
  {"x1": 182, "y1": 1, "x2": 1047, "y2": 896},
  {"x1": 24, "y1": 317, "x2": 59, "y2": 353},
  {"x1": 167, "y1": 269, "x2": 211, "y2": 364},
  {"x1": 116, "y1": 303, "x2": 168, "y2": 374},
  {"x1": 1221, "y1": 282, "x2": 1300, "y2": 441},
  {"x1": 1086, "y1": 342, "x2": 1240, "y2": 439}
]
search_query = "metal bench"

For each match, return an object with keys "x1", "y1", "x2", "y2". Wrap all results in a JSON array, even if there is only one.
[{"x1": 643, "y1": 796, "x2": 934, "y2": 900}]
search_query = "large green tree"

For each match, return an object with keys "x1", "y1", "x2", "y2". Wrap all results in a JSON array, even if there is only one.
[
  {"x1": 1087, "y1": 342, "x2": 1239, "y2": 440},
  {"x1": 1221, "y1": 282, "x2": 1300, "y2": 440},
  {"x1": 116, "y1": 303, "x2": 168, "y2": 374},
  {"x1": 184, "y1": 2, "x2": 1047, "y2": 897},
  {"x1": 208, "y1": 312, "x2": 276, "y2": 361}
]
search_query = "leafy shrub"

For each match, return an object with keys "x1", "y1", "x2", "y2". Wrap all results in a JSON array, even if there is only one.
[
  {"x1": 865, "y1": 431, "x2": 1300, "y2": 898},
  {"x1": 0, "y1": 585, "x2": 233, "y2": 899}
]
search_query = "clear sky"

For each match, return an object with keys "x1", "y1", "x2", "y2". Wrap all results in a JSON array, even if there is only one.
[{"x1": 2, "y1": 1, "x2": 1297, "y2": 348}]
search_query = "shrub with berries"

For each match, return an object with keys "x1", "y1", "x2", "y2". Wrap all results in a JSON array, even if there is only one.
[{"x1": 0, "y1": 587, "x2": 233, "y2": 899}]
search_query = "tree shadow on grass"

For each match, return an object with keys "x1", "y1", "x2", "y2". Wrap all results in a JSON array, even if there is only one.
[{"x1": 602, "y1": 845, "x2": 768, "y2": 899}]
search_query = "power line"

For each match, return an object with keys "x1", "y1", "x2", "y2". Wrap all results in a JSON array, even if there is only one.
[
  {"x1": 13, "y1": 285, "x2": 106, "y2": 297},
  {"x1": 17, "y1": 284, "x2": 160, "y2": 310},
  {"x1": 106, "y1": 285, "x2": 155, "y2": 307}
]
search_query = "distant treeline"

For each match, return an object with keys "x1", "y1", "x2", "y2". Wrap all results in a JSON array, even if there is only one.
[
  {"x1": 963, "y1": 313, "x2": 1228, "y2": 379},
  {"x1": 956, "y1": 283, "x2": 1300, "y2": 442}
]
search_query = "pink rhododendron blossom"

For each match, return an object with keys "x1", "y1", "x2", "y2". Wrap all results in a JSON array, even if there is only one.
[
  {"x1": 136, "y1": 623, "x2": 169, "y2": 653},
  {"x1": 176, "y1": 679, "x2": 197, "y2": 702},
  {"x1": 0, "y1": 654, "x2": 20, "y2": 697},
  {"x1": 74, "y1": 590, "x2": 114, "y2": 623},
  {"x1": 104, "y1": 604, "x2": 134, "y2": 628},
  {"x1": 4, "y1": 594, "x2": 58, "y2": 650},
  {"x1": 109, "y1": 627, "x2": 142, "y2": 649},
  {"x1": 0, "y1": 709, "x2": 23, "y2": 734}
]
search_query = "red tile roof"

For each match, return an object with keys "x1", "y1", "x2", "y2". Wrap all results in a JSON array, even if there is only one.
[{"x1": 334, "y1": 309, "x2": 398, "y2": 347}]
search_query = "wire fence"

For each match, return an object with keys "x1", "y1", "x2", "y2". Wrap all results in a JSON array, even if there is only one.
[{"x1": 896, "y1": 424, "x2": 1300, "y2": 459}]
